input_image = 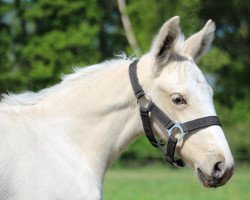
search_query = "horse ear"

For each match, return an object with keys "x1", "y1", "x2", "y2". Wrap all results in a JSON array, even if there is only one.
[
  {"x1": 184, "y1": 20, "x2": 215, "y2": 62},
  {"x1": 150, "y1": 16, "x2": 180, "y2": 67}
]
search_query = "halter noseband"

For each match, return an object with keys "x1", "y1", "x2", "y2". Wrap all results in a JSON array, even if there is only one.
[{"x1": 129, "y1": 59, "x2": 221, "y2": 167}]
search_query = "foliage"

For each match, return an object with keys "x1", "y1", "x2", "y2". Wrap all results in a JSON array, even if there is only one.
[
  {"x1": 0, "y1": 0, "x2": 249, "y2": 161},
  {"x1": 216, "y1": 101, "x2": 250, "y2": 160},
  {"x1": 0, "y1": 0, "x2": 126, "y2": 91}
]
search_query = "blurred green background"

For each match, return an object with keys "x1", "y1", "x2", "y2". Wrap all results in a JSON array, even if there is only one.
[
  {"x1": 0, "y1": 0, "x2": 249, "y2": 198},
  {"x1": 103, "y1": 164, "x2": 250, "y2": 200}
]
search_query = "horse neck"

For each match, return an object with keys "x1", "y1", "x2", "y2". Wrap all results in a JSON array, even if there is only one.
[{"x1": 38, "y1": 57, "x2": 153, "y2": 178}]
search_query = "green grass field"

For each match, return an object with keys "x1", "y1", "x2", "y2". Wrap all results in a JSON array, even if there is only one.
[{"x1": 103, "y1": 164, "x2": 250, "y2": 200}]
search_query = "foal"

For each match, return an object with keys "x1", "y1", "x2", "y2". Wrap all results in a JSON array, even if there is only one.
[{"x1": 0, "y1": 16, "x2": 234, "y2": 200}]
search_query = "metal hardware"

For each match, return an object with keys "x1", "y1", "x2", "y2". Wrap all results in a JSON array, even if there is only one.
[
  {"x1": 137, "y1": 93, "x2": 153, "y2": 110},
  {"x1": 167, "y1": 122, "x2": 187, "y2": 142}
]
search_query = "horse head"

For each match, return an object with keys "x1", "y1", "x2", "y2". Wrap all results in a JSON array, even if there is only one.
[{"x1": 137, "y1": 16, "x2": 234, "y2": 188}]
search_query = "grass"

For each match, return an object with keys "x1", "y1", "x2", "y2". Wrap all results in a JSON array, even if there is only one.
[{"x1": 103, "y1": 164, "x2": 250, "y2": 200}]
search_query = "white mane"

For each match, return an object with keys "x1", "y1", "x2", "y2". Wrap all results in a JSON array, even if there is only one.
[{"x1": 0, "y1": 57, "x2": 133, "y2": 107}]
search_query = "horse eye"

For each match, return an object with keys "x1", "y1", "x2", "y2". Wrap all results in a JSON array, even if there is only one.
[{"x1": 171, "y1": 93, "x2": 186, "y2": 105}]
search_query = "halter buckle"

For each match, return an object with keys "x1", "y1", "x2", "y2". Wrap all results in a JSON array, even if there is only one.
[
  {"x1": 167, "y1": 122, "x2": 187, "y2": 142},
  {"x1": 137, "y1": 93, "x2": 153, "y2": 110}
]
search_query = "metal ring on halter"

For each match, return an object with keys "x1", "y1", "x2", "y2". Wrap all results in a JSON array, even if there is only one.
[
  {"x1": 137, "y1": 93, "x2": 153, "y2": 110},
  {"x1": 167, "y1": 122, "x2": 187, "y2": 142}
]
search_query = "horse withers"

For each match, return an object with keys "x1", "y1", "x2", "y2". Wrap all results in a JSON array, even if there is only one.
[{"x1": 0, "y1": 16, "x2": 234, "y2": 200}]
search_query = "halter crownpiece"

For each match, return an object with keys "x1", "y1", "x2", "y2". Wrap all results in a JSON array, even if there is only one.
[{"x1": 129, "y1": 59, "x2": 221, "y2": 167}]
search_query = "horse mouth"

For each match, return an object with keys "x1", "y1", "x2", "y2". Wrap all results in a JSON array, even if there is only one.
[{"x1": 196, "y1": 168, "x2": 232, "y2": 188}]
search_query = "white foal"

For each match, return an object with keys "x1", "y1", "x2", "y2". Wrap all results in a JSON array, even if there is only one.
[{"x1": 0, "y1": 16, "x2": 234, "y2": 200}]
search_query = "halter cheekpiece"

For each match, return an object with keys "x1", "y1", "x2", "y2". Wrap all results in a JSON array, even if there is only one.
[{"x1": 129, "y1": 59, "x2": 221, "y2": 167}]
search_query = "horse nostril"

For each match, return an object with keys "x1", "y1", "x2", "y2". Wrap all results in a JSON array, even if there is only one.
[{"x1": 213, "y1": 161, "x2": 225, "y2": 178}]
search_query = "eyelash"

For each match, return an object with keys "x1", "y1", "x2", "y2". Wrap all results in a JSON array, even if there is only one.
[{"x1": 171, "y1": 93, "x2": 187, "y2": 105}]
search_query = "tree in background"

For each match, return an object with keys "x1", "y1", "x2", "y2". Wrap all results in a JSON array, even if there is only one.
[
  {"x1": 0, "y1": 0, "x2": 249, "y2": 162},
  {"x1": 199, "y1": 0, "x2": 250, "y2": 161},
  {"x1": 0, "y1": 0, "x2": 126, "y2": 92},
  {"x1": 0, "y1": 1, "x2": 15, "y2": 90}
]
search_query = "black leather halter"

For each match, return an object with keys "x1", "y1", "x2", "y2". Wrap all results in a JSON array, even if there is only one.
[{"x1": 129, "y1": 59, "x2": 221, "y2": 167}]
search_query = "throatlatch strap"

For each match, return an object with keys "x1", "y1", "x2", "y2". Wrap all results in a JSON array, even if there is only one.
[
  {"x1": 139, "y1": 107, "x2": 159, "y2": 148},
  {"x1": 166, "y1": 135, "x2": 177, "y2": 163}
]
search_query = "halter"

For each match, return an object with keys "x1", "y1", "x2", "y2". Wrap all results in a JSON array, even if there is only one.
[{"x1": 129, "y1": 59, "x2": 221, "y2": 167}]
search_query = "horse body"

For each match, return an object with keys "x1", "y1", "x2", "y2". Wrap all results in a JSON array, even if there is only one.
[
  {"x1": 0, "y1": 60, "x2": 141, "y2": 199},
  {"x1": 0, "y1": 16, "x2": 234, "y2": 200},
  {"x1": 0, "y1": 109, "x2": 98, "y2": 199}
]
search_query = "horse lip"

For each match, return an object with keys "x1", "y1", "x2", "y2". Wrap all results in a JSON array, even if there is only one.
[{"x1": 197, "y1": 168, "x2": 223, "y2": 188}]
